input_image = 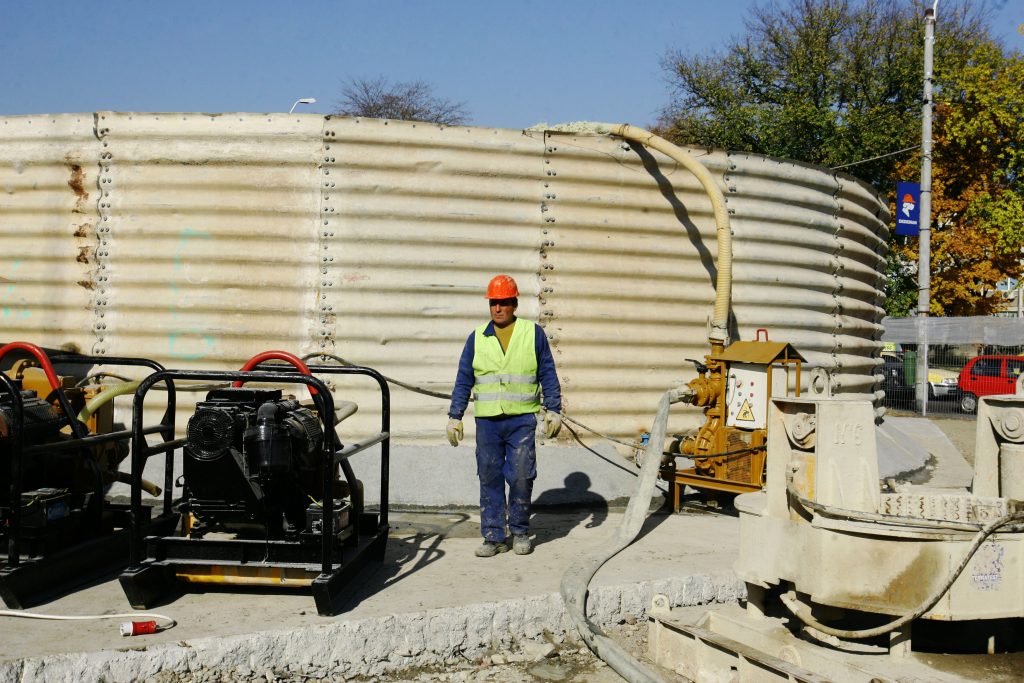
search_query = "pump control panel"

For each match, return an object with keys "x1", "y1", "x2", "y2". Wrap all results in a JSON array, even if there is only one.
[{"x1": 726, "y1": 362, "x2": 788, "y2": 430}]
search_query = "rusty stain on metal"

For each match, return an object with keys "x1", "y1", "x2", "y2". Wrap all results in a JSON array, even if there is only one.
[
  {"x1": 65, "y1": 156, "x2": 89, "y2": 214},
  {"x1": 76, "y1": 279, "x2": 95, "y2": 290}
]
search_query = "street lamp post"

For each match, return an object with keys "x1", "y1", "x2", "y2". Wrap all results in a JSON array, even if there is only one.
[
  {"x1": 916, "y1": 3, "x2": 936, "y2": 415},
  {"x1": 289, "y1": 98, "x2": 317, "y2": 114}
]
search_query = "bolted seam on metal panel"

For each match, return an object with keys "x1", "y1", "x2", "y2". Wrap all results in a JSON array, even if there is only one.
[
  {"x1": 539, "y1": 133, "x2": 560, "y2": 332},
  {"x1": 724, "y1": 153, "x2": 739, "y2": 217},
  {"x1": 90, "y1": 112, "x2": 113, "y2": 356},
  {"x1": 828, "y1": 172, "x2": 845, "y2": 359},
  {"x1": 316, "y1": 120, "x2": 338, "y2": 356}
]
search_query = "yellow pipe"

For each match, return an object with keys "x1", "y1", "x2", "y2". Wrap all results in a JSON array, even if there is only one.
[
  {"x1": 77, "y1": 381, "x2": 140, "y2": 424},
  {"x1": 174, "y1": 565, "x2": 315, "y2": 587},
  {"x1": 546, "y1": 122, "x2": 733, "y2": 345},
  {"x1": 608, "y1": 124, "x2": 733, "y2": 344},
  {"x1": 77, "y1": 380, "x2": 163, "y2": 497}
]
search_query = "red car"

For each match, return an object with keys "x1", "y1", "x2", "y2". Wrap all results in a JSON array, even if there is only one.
[{"x1": 958, "y1": 354, "x2": 1024, "y2": 413}]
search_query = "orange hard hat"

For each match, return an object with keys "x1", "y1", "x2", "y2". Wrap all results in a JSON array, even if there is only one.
[{"x1": 485, "y1": 274, "x2": 519, "y2": 299}]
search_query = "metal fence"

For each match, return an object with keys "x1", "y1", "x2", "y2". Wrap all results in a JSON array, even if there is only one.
[{"x1": 880, "y1": 316, "x2": 1024, "y2": 416}]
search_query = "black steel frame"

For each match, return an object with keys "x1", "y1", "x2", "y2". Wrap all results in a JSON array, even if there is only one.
[
  {"x1": 118, "y1": 363, "x2": 390, "y2": 617},
  {"x1": 0, "y1": 353, "x2": 178, "y2": 608}
]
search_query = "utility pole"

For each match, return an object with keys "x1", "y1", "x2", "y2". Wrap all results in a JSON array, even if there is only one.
[{"x1": 916, "y1": 3, "x2": 936, "y2": 415}]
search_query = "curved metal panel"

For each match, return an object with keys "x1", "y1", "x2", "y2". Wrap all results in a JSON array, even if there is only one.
[
  {"x1": 92, "y1": 112, "x2": 324, "y2": 364},
  {"x1": 0, "y1": 114, "x2": 890, "y2": 444},
  {"x1": 0, "y1": 115, "x2": 99, "y2": 351}
]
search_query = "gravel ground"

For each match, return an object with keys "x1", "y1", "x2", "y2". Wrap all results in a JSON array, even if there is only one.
[{"x1": 374, "y1": 622, "x2": 692, "y2": 683}]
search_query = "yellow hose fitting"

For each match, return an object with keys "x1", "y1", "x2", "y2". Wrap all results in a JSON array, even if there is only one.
[{"x1": 687, "y1": 374, "x2": 722, "y2": 407}]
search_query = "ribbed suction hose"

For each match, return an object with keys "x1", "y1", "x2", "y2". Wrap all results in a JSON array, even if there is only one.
[{"x1": 545, "y1": 123, "x2": 733, "y2": 344}]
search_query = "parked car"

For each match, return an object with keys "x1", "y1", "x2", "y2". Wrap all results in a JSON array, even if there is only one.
[
  {"x1": 957, "y1": 354, "x2": 1024, "y2": 413},
  {"x1": 880, "y1": 353, "x2": 958, "y2": 402},
  {"x1": 928, "y1": 367, "x2": 960, "y2": 399}
]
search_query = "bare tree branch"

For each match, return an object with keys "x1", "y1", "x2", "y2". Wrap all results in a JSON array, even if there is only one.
[{"x1": 334, "y1": 77, "x2": 470, "y2": 126}]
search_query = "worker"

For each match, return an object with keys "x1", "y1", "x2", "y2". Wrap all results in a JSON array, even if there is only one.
[{"x1": 447, "y1": 274, "x2": 562, "y2": 557}]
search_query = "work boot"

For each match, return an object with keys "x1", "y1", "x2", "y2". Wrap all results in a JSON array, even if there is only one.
[
  {"x1": 513, "y1": 534, "x2": 533, "y2": 555},
  {"x1": 475, "y1": 539, "x2": 510, "y2": 558}
]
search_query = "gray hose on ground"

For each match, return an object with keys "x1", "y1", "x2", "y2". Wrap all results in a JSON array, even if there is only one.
[
  {"x1": 559, "y1": 386, "x2": 693, "y2": 683},
  {"x1": 780, "y1": 510, "x2": 1024, "y2": 639}
]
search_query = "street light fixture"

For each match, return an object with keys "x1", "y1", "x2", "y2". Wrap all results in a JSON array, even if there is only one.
[{"x1": 289, "y1": 98, "x2": 317, "y2": 114}]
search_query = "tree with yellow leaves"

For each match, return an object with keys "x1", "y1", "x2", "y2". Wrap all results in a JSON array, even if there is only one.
[
  {"x1": 890, "y1": 41, "x2": 1024, "y2": 315},
  {"x1": 659, "y1": 0, "x2": 1022, "y2": 316}
]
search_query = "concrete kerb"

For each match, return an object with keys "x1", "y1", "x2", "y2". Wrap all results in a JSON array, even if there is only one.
[{"x1": 0, "y1": 573, "x2": 744, "y2": 683}]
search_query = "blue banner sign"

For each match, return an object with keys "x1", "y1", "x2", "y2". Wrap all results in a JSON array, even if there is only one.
[{"x1": 895, "y1": 181, "x2": 920, "y2": 236}]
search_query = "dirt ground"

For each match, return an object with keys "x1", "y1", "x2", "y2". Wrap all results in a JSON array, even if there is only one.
[
  {"x1": 926, "y1": 415, "x2": 977, "y2": 465},
  {"x1": 366, "y1": 619, "x2": 695, "y2": 683}
]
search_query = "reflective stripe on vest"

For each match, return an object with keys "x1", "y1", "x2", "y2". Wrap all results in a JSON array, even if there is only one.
[{"x1": 472, "y1": 321, "x2": 540, "y2": 417}]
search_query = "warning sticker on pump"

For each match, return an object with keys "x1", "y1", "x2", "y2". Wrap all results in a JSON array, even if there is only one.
[{"x1": 734, "y1": 400, "x2": 755, "y2": 422}]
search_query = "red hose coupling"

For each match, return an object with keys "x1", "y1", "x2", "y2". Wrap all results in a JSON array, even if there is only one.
[{"x1": 120, "y1": 620, "x2": 158, "y2": 637}]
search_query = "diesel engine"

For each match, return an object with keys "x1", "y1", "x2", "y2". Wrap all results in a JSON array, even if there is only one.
[{"x1": 183, "y1": 387, "x2": 329, "y2": 539}]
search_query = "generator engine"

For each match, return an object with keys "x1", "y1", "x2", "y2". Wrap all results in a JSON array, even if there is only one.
[
  {"x1": 1, "y1": 362, "x2": 130, "y2": 556},
  {"x1": 0, "y1": 388, "x2": 63, "y2": 446},
  {"x1": 183, "y1": 387, "x2": 333, "y2": 539}
]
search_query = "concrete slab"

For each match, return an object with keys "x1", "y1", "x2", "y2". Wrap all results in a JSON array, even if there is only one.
[
  {"x1": 0, "y1": 509, "x2": 741, "y2": 682},
  {"x1": 876, "y1": 418, "x2": 932, "y2": 479},
  {"x1": 0, "y1": 415, "x2": 983, "y2": 681},
  {"x1": 882, "y1": 416, "x2": 974, "y2": 489}
]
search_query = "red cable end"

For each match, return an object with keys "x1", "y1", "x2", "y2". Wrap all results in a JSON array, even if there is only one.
[{"x1": 120, "y1": 620, "x2": 158, "y2": 637}]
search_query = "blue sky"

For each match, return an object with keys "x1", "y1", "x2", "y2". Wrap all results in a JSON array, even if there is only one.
[{"x1": 1, "y1": 1, "x2": 1021, "y2": 129}]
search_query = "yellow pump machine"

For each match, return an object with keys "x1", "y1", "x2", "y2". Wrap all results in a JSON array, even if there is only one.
[{"x1": 665, "y1": 330, "x2": 804, "y2": 508}]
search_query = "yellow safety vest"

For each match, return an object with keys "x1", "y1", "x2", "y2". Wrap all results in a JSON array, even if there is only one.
[{"x1": 472, "y1": 321, "x2": 540, "y2": 417}]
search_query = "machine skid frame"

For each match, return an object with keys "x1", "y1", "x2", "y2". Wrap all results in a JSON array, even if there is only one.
[
  {"x1": 0, "y1": 351, "x2": 178, "y2": 608},
  {"x1": 118, "y1": 363, "x2": 390, "y2": 617}
]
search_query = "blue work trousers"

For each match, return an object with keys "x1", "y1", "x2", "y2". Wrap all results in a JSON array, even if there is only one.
[{"x1": 475, "y1": 413, "x2": 537, "y2": 542}]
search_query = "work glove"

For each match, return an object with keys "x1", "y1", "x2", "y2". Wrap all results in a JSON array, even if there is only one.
[
  {"x1": 543, "y1": 411, "x2": 562, "y2": 439},
  {"x1": 446, "y1": 418, "x2": 463, "y2": 447}
]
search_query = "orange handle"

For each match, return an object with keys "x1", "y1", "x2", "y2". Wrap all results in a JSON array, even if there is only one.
[
  {"x1": 0, "y1": 341, "x2": 61, "y2": 390},
  {"x1": 232, "y1": 350, "x2": 318, "y2": 395}
]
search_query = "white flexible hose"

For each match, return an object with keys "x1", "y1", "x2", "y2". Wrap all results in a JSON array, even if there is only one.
[
  {"x1": 77, "y1": 380, "x2": 141, "y2": 424},
  {"x1": 0, "y1": 609, "x2": 176, "y2": 630},
  {"x1": 559, "y1": 387, "x2": 692, "y2": 683}
]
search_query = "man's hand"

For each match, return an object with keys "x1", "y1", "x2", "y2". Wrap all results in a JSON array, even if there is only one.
[
  {"x1": 543, "y1": 411, "x2": 562, "y2": 439},
  {"x1": 446, "y1": 418, "x2": 463, "y2": 447}
]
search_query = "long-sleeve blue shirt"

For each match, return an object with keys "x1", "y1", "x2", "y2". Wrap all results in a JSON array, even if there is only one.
[{"x1": 448, "y1": 319, "x2": 561, "y2": 420}]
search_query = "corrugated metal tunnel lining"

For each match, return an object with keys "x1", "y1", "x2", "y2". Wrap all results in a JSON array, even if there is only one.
[{"x1": 0, "y1": 112, "x2": 889, "y2": 444}]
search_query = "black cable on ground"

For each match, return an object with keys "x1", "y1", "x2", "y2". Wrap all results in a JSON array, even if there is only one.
[{"x1": 562, "y1": 420, "x2": 664, "y2": 489}]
